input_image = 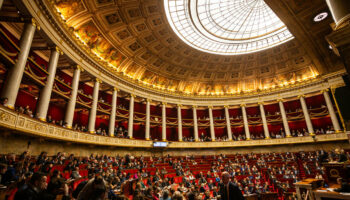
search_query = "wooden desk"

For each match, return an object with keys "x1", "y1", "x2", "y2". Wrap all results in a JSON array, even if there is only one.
[
  {"x1": 243, "y1": 194, "x2": 258, "y2": 200},
  {"x1": 294, "y1": 179, "x2": 323, "y2": 200},
  {"x1": 313, "y1": 190, "x2": 350, "y2": 200}
]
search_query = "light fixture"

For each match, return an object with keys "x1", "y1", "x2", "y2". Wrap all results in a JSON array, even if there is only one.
[{"x1": 313, "y1": 12, "x2": 328, "y2": 22}]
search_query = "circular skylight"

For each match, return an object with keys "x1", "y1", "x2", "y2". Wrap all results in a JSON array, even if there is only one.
[{"x1": 164, "y1": 0, "x2": 294, "y2": 55}]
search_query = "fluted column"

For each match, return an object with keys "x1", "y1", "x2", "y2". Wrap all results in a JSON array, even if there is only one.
[
  {"x1": 224, "y1": 106, "x2": 232, "y2": 141},
  {"x1": 36, "y1": 47, "x2": 62, "y2": 121},
  {"x1": 193, "y1": 106, "x2": 199, "y2": 141},
  {"x1": 259, "y1": 102, "x2": 270, "y2": 139},
  {"x1": 88, "y1": 79, "x2": 101, "y2": 133},
  {"x1": 322, "y1": 89, "x2": 341, "y2": 132},
  {"x1": 145, "y1": 99, "x2": 151, "y2": 140},
  {"x1": 241, "y1": 104, "x2": 250, "y2": 140},
  {"x1": 64, "y1": 65, "x2": 82, "y2": 128},
  {"x1": 208, "y1": 106, "x2": 215, "y2": 141},
  {"x1": 299, "y1": 95, "x2": 314, "y2": 135},
  {"x1": 177, "y1": 104, "x2": 183, "y2": 141},
  {"x1": 1, "y1": 20, "x2": 37, "y2": 108},
  {"x1": 108, "y1": 88, "x2": 118, "y2": 136},
  {"x1": 278, "y1": 99, "x2": 291, "y2": 137},
  {"x1": 326, "y1": 0, "x2": 350, "y2": 28},
  {"x1": 162, "y1": 102, "x2": 167, "y2": 141},
  {"x1": 128, "y1": 94, "x2": 135, "y2": 138}
]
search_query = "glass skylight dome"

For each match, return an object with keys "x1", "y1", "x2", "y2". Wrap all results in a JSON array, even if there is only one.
[{"x1": 164, "y1": 0, "x2": 294, "y2": 55}]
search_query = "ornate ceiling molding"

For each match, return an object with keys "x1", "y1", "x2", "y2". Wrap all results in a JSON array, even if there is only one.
[{"x1": 22, "y1": 0, "x2": 345, "y2": 106}]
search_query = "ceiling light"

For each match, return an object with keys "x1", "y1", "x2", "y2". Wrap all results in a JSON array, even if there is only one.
[{"x1": 313, "y1": 12, "x2": 328, "y2": 22}]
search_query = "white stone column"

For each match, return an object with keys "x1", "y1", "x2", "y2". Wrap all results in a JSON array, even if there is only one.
[
  {"x1": 224, "y1": 106, "x2": 232, "y2": 141},
  {"x1": 259, "y1": 102, "x2": 270, "y2": 139},
  {"x1": 241, "y1": 104, "x2": 250, "y2": 140},
  {"x1": 145, "y1": 99, "x2": 151, "y2": 140},
  {"x1": 162, "y1": 102, "x2": 167, "y2": 141},
  {"x1": 299, "y1": 95, "x2": 314, "y2": 135},
  {"x1": 326, "y1": 0, "x2": 350, "y2": 27},
  {"x1": 322, "y1": 89, "x2": 341, "y2": 132},
  {"x1": 0, "y1": 0, "x2": 4, "y2": 11},
  {"x1": 177, "y1": 104, "x2": 183, "y2": 141},
  {"x1": 193, "y1": 106, "x2": 199, "y2": 141},
  {"x1": 208, "y1": 106, "x2": 215, "y2": 141},
  {"x1": 1, "y1": 20, "x2": 37, "y2": 108},
  {"x1": 36, "y1": 47, "x2": 61, "y2": 121},
  {"x1": 278, "y1": 99, "x2": 291, "y2": 137},
  {"x1": 64, "y1": 65, "x2": 82, "y2": 128},
  {"x1": 127, "y1": 94, "x2": 135, "y2": 138},
  {"x1": 88, "y1": 79, "x2": 101, "y2": 133},
  {"x1": 108, "y1": 88, "x2": 118, "y2": 136}
]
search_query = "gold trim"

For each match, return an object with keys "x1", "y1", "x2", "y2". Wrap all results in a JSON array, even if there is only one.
[
  {"x1": 297, "y1": 94, "x2": 305, "y2": 98},
  {"x1": 39, "y1": 117, "x2": 46, "y2": 122},
  {"x1": 95, "y1": 78, "x2": 102, "y2": 83},
  {"x1": 0, "y1": 106, "x2": 347, "y2": 148},
  {"x1": 7, "y1": 105, "x2": 14, "y2": 109}
]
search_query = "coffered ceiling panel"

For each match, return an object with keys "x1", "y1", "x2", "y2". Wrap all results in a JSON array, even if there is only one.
[{"x1": 49, "y1": 0, "x2": 342, "y2": 96}]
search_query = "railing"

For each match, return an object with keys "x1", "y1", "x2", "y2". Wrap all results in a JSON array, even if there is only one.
[{"x1": 0, "y1": 106, "x2": 348, "y2": 148}]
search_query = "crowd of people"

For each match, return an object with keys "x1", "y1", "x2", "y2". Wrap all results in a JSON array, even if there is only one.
[
  {"x1": 0, "y1": 149, "x2": 349, "y2": 200},
  {"x1": 0, "y1": 100, "x2": 340, "y2": 143}
]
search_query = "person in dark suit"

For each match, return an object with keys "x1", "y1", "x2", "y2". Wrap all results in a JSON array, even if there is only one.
[
  {"x1": 219, "y1": 171, "x2": 244, "y2": 200},
  {"x1": 334, "y1": 178, "x2": 350, "y2": 193}
]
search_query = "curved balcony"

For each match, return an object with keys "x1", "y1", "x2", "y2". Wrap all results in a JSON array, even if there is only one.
[{"x1": 0, "y1": 106, "x2": 347, "y2": 149}]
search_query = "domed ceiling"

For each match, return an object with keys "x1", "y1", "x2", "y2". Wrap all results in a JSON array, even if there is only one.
[{"x1": 48, "y1": 0, "x2": 340, "y2": 96}]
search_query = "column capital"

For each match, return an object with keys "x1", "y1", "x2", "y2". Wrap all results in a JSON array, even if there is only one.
[
  {"x1": 113, "y1": 87, "x2": 120, "y2": 92},
  {"x1": 74, "y1": 65, "x2": 85, "y2": 72},
  {"x1": 162, "y1": 102, "x2": 167, "y2": 105},
  {"x1": 208, "y1": 105, "x2": 213, "y2": 109},
  {"x1": 320, "y1": 89, "x2": 329, "y2": 94},
  {"x1": 192, "y1": 105, "x2": 197, "y2": 108},
  {"x1": 146, "y1": 98, "x2": 152, "y2": 102},
  {"x1": 31, "y1": 18, "x2": 40, "y2": 30},
  {"x1": 224, "y1": 105, "x2": 229, "y2": 108},
  {"x1": 53, "y1": 46, "x2": 64, "y2": 55},
  {"x1": 240, "y1": 103, "x2": 246, "y2": 107},
  {"x1": 258, "y1": 102, "x2": 264, "y2": 105},
  {"x1": 130, "y1": 94, "x2": 136, "y2": 98},
  {"x1": 298, "y1": 94, "x2": 305, "y2": 98},
  {"x1": 95, "y1": 78, "x2": 102, "y2": 83},
  {"x1": 177, "y1": 104, "x2": 182, "y2": 108},
  {"x1": 277, "y1": 99, "x2": 284, "y2": 102}
]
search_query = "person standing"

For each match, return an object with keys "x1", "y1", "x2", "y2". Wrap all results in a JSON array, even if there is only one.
[{"x1": 219, "y1": 171, "x2": 244, "y2": 200}]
